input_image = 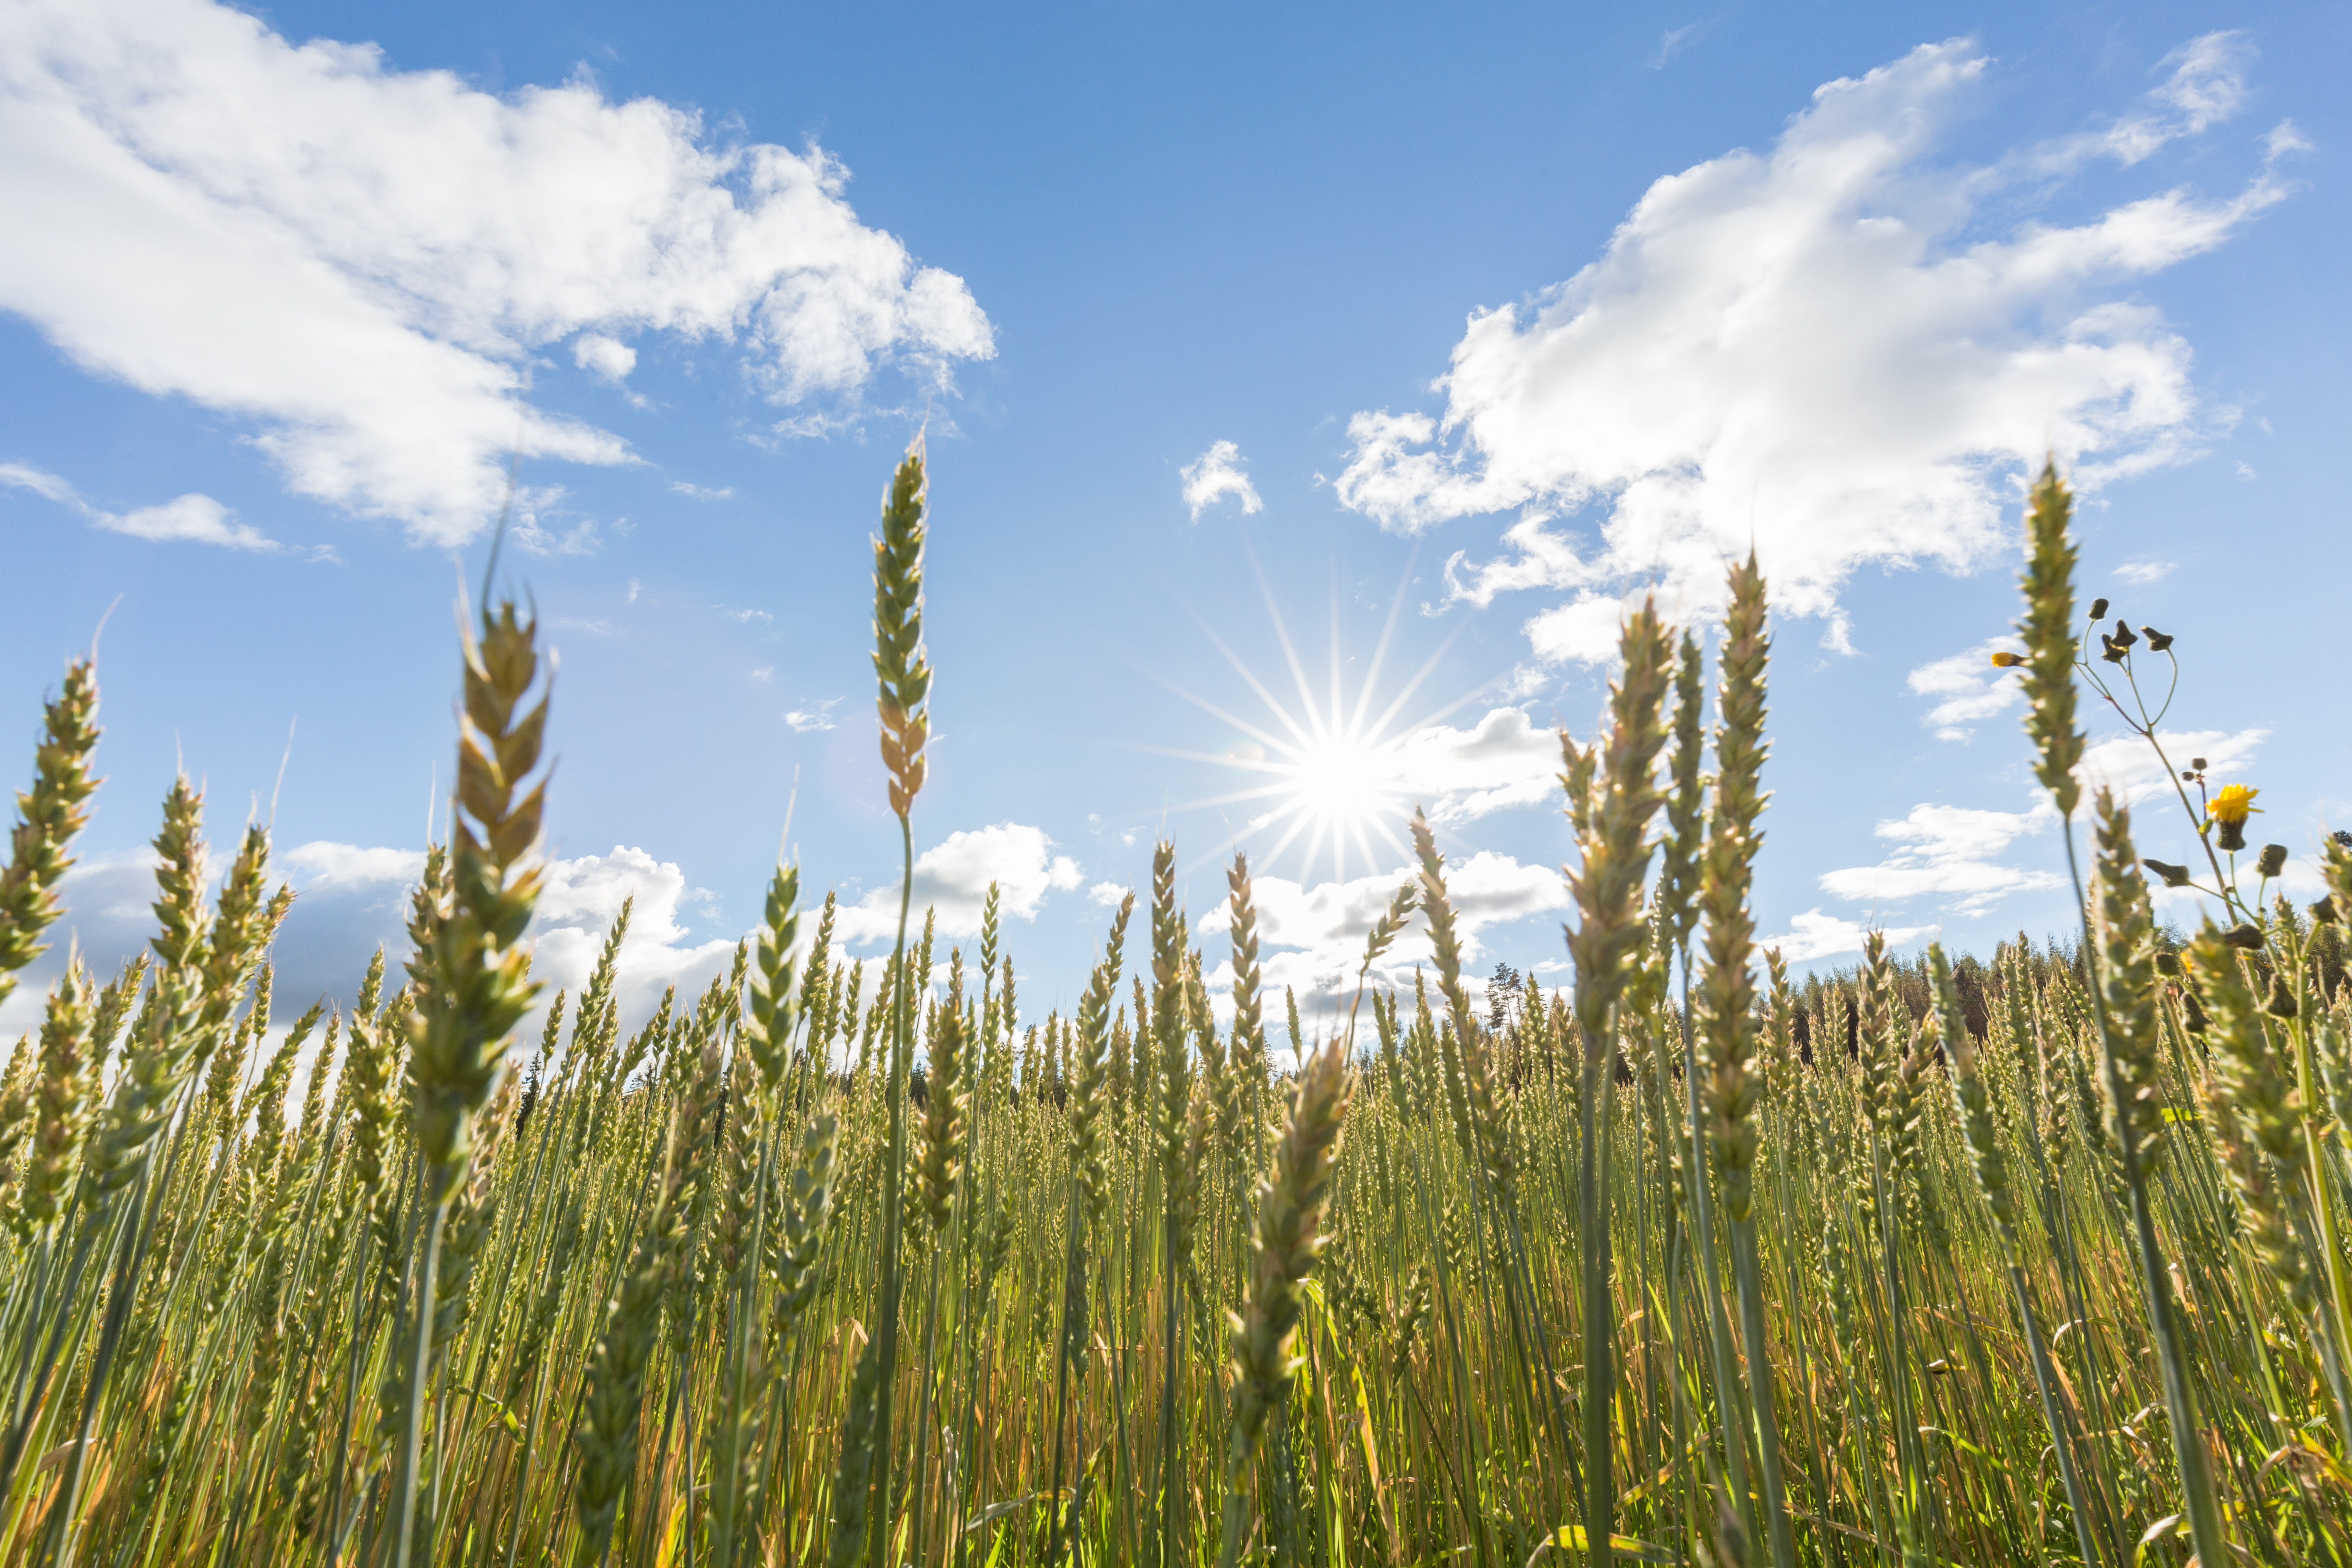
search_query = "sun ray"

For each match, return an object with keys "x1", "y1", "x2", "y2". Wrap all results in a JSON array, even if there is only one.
[
  {"x1": 1160, "y1": 547, "x2": 1523, "y2": 890},
  {"x1": 1187, "y1": 614, "x2": 1319, "y2": 754},
  {"x1": 1245, "y1": 538, "x2": 1329, "y2": 739},
  {"x1": 1349, "y1": 549, "x2": 1418, "y2": 738}
]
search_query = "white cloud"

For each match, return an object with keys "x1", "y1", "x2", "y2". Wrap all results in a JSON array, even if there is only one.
[
  {"x1": 1394, "y1": 706, "x2": 1563, "y2": 823},
  {"x1": 1908, "y1": 637, "x2": 2025, "y2": 740},
  {"x1": 1180, "y1": 440, "x2": 1262, "y2": 521},
  {"x1": 2026, "y1": 33, "x2": 2254, "y2": 172},
  {"x1": 1653, "y1": 21, "x2": 1713, "y2": 68},
  {"x1": 4, "y1": 459, "x2": 279, "y2": 550},
  {"x1": 1814, "y1": 727, "x2": 2268, "y2": 919},
  {"x1": 784, "y1": 698, "x2": 841, "y2": 733},
  {"x1": 2079, "y1": 726, "x2": 2265, "y2": 809},
  {"x1": 1088, "y1": 881, "x2": 1131, "y2": 907},
  {"x1": 507, "y1": 487, "x2": 600, "y2": 558},
  {"x1": 833, "y1": 822, "x2": 1083, "y2": 946},
  {"x1": 528, "y1": 845, "x2": 738, "y2": 1020},
  {"x1": 283, "y1": 841, "x2": 427, "y2": 888},
  {"x1": 1334, "y1": 37, "x2": 2294, "y2": 662},
  {"x1": 2115, "y1": 558, "x2": 2176, "y2": 585},
  {"x1": 0, "y1": 0, "x2": 994, "y2": 545},
  {"x1": 670, "y1": 480, "x2": 733, "y2": 501},
  {"x1": 103, "y1": 493, "x2": 276, "y2": 550},
  {"x1": 1198, "y1": 851, "x2": 1567, "y2": 1005},
  {"x1": 0, "y1": 459, "x2": 76, "y2": 503},
  {"x1": 572, "y1": 332, "x2": 636, "y2": 383},
  {"x1": 1819, "y1": 802, "x2": 2063, "y2": 916},
  {"x1": 0, "y1": 837, "x2": 733, "y2": 1044},
  {"x1": 1760, "y1": 908, "x2": 1935, "y2": 963}
]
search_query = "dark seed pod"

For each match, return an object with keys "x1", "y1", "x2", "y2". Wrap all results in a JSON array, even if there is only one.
[{"x1": 2256, "y1": 844, "x2": 2289, "y2": 878}]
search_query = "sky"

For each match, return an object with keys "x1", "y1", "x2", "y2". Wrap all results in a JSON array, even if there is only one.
[{"x1": 2, "y1": 0, "x2": 2347, "y2": 1047}]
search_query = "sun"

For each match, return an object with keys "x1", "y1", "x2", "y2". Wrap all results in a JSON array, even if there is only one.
[{"x1": 1133, "y1": 558, "x2": 1498, "y2": 886}]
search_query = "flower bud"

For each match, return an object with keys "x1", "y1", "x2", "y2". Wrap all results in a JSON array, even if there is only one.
[
  {"x1": 2313, "y1": 896, "x2": 2340, "y2": 926},
  {"x1": 2267, "y1": 973, "x2": 2298, "y2": 1020},
  {"x1": 2257, "y1": 844, "x2": 2289, "y2": 878},
  {"x1": 2222, "y1": 923, "x2": 2265, "y2": 951},
  {"x1": 2089, "y1": 598, "x2": 2110, "y2": 621},
  {"x1": 2220, "y1": 820, "x2": 2248, "y2": 852},
  {"x1": 2142, "y1": 858, "x2": 2191, "y2": 888},
  {"x1": 2142, "y1": 626, "x2": 2174, "y2": 651},
  {"x1": 2156, "y1": 950, "x2": 2183, "y2": 976},
  {"x1": 2111, "y1": 619, "x2": 2137, "y2": 649},
  {"x1": 2191, "y1": 757, "x2": 2208, "y2": 771},
  {"x1": 1988, "y1": 650, "x2": 2026, "y2": 669}
]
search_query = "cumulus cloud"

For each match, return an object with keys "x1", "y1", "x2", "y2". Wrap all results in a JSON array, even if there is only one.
[
  {"x1": 3, "y1": 459, "x2": 279, "y2": 550},
  {"x1": 1908, "y1": 637, "x2": 2025, "y2": 741},
  {"x1": 1393, "y1": 706, "x2": 1564, "y2": 824},
  {"x1": 1088, "y1": 881, "x2": 1132, "y2": 907},
  {"x1": 1198, "y1": 850, "x2": 1567, "y2": 1008},
  {"x1": 528, "y1": 846, "x2": 739, "y2": 1020},
  {"x1": 1820, "y1": 803, "x2": 2063, "y2": 916},
  {"x1": 0, "y1": 838, "x2": 733, "y2": 1045},
  {"x1": 2115, "y1": 559, "x2": 2176, "y2": 585},
  {"x1": 572, "y1": 332, "x2": 637, "y2": 384},
  {"x1": 1814, "y1": 726, "x2": 2269, "y2": 918},
  {"x1": 2079, "y1": 726, "x2": 2265, "y2": 808},
  {"x1": 833, "y1": 822, "x2": 1083, "y2": 946},
  {"x1": 1334, "y1": 36, "x2": 2294, "y2": 664},
  {"x1": 0, "y1": 0, "x2": 994, "y2": 545},
  {"x1": 1760, "y1": 908, "x2": 1934, "y2": 963},
  {"x1": 1180, "y1": 440, "x2": 1262, "y2": 521}
]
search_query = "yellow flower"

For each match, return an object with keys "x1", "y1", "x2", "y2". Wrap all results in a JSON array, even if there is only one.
[
  {"x1": 2208, "y1": 784, "x2": 2260, "y2": 826},
  {"x1": 1989, "y1": 650, "x2": 2026, "y2": 668},
  {"x1": 2208, "y1": 783, "x2": 2261, "y2": 852}
]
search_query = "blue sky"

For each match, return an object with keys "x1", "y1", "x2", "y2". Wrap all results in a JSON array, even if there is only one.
[{"x1": 2, "y1": 0, "x2": 2346, "y2": 1042}]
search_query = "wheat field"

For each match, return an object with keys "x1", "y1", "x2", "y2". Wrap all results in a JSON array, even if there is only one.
[{"x1": 0, "y1": 446, "x2": 2346, "y2": 1568}]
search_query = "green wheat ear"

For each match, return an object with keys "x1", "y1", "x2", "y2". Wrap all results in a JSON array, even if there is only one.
[
  {"x1": 873, "y1": 436, "x2": 931, "y2": 821},
  {"x1": 0, "y1": 656, "x2": 100, "y2": 1010},
  {"x1": 1216, "y1": 1035, "x2": 1354, "y2": 1568},
  {"x1": 2018, "y1": 459, "x2": 2083, "y2": 821}
]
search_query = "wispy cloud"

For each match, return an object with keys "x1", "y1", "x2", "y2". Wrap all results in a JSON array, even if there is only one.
[
  {"x1": 1815, "y1": 725, "x2": 2271, "y2": 919},
  {"x1": 2115, "y1": 559, "x2": 2177, "y2": 585},
  {"x1": 1908, "y1": 637, "x2": 2026, "y2": 741},
  {"x1": 3, "y1": 459, "x2": 278, "y2": 550},
  {"x1": 1180, "y1": 440, "x2": 1262, "y2": 521},
  {"x1": 1337, "y1": 36, "x2": 2296, "y2": 664},
  {"x1": 1652, "y1": 18, "x2": 1713, "y2": 67},
  {"x1": 784, "y1": 698, "x2": 841, "y2": 732},
  {"x1": 1760, "y1": 908, "x2": 1934, "y2": 963},
  {"x1": 0, "y1": 0, "x2": 994, "y2": 545},
  {"x1": 671, "y1": 481, "x2": 733, "y2": 501},
  {"x1": 1819, "y1": 802, "x2": 2064, "y2": 916}
]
